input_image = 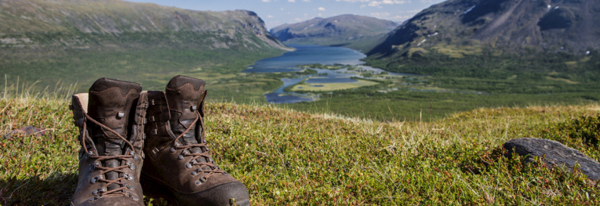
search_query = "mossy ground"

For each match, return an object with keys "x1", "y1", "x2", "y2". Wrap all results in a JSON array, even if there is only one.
[{"x1": 1, "y1": 91, "x2": 600, "y2": 205}]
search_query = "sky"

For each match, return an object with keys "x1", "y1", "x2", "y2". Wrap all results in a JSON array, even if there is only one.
[{"x1": 124, "y1": 0, "x2": 446, "y2": 29}]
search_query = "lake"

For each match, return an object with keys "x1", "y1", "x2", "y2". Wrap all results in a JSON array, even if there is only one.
[{"x1": 244, "y1": 45, "x2": 416, "y2": 104}]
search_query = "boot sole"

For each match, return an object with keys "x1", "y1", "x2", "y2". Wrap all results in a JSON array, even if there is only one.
[{"x1": 140, "y1": 172, "x2": 183, "y2": 206}]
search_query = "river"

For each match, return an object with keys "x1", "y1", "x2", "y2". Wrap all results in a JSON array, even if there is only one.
[{"x1": 244, "y1": 45, "x2": 416, "y2": 104}]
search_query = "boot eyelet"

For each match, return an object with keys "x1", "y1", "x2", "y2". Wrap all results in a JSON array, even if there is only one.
[
  {"x1": 178, "y1": 155, "x2": 184, "y2": 160},
  {"x1": 192, "y1": 171, "x2": 198, "y2": 176},
  {"x1": 132, "y1": 196, "x2": 139, "y2": 201},
  {"x1": 99, "y1": 187, "x2": 106, "y2": 192},
  {"x1": 129, "y1": 151, "x2": 135, "y2": 155},
  {"x1": 130, "y1": 165, "x2": 136, "y2": 170},
  {"x1": 183, "y1": 150, "x2": 189, "y2": 155},
  {"x1": 186, "y1": 163, "x2": 192, "y2": 169},
  {"x1": 88, "y1": 151, "x2": 94, "y2": 156},
  {"x1": 90, "y1": 177, "x2": 97, "y2": 184},
  {"x1": 191, "y1": 106, "x2": 197, "y2": 111},
  {"x1": 170, "y1": 148, "x2": 176, "y2": 153},
  {"x1": 97, "y1": 175, "x2": 104, "y2": 180},
  {"x1": 92, "y1": 190, "x2": 98, "y2": 195},
  {"x1": 128, "y1": 186, "x2": 135, "y2": 190},
  {"x1": 174, "y1": 142, "x2": 180, "y2": 147},
  {"x1": 195, "y1": 180, "x2": 202, "y2": 185},
  {"x1": 117, "y1": 112, "x2": 125, "y2": 119},
  {"x1": 134, "y1": 155, "x2": 138, "y2": 160},
  {"x1": 190, "y1": 159, "x2": 197, "y2": 164},
  {"x1": 128, "y1": 176, "x2": 134, "y2": 180},
  {"x1": 199, "y1": 176, "x2": 207, "y2": 183}
]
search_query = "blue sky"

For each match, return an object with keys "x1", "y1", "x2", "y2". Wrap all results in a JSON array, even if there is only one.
[{"x1": 124, "y1": 0, "x2": 446, "y2": 29}]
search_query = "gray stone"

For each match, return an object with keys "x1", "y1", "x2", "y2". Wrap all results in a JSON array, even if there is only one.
[{"x1": 503, "y1": 137, "x2": 600, "y2": 180}]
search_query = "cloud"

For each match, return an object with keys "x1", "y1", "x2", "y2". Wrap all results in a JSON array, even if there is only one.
[
  {"x1": 261, "y1": 0, "x2": 271, "y2": 2},
  {"x1": 318, "y1": 7, "x2": 326, "y2": 11},
  {"x1": 419, "y1": 0, "x2": 432, "y2": 3},
  {"x1": 368, "y1": 0, "x2": 411, "y2": 7},
  {"x1": 335, "y1": 0, "x2": 370, "y2": 2},
  {"x1": 302, "y1": 0, "x2": 311, "y2": 2},
  {"x1": 267, "y1": 15, "x2": 275, "y2": 18},
  {"x1": 371, "y1": 12, "x2": 413, "y2": 20},
  {"x1": 360, "y1": 4, "x2": 367, "y2": 8},
  {"x1": 288, "y1": 0, "x2": 296, "y2": 2}
]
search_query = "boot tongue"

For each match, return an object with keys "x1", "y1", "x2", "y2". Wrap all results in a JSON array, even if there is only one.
[
  {"x1": 87, "y1": 78, "x2": 141, "y2": 191},
  {"x1": 165, "y1": 75, "x2": 206, "y2": 154}
]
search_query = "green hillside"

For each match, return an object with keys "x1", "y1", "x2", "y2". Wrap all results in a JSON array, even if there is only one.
[{"x1": 0, "y1": 0, "x2": 291, "y2": 92}]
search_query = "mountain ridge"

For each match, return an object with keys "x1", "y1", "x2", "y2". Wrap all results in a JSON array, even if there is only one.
[
  {"x1": 0, "y1": 0, "x2": 289, "y2": 51},
  {"x1": 368, "y1": 0, "x2": 600, "y2": 57},
  {"x1": 270, "y1": 14, "x2": 398, "y2": 51}
]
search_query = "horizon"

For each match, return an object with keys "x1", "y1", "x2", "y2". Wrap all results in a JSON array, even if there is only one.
[{"x1": 123, "y1": 0, "x2": 446, "y2": 29}]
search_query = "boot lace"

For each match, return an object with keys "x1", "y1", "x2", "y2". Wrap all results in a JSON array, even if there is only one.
[
  {"x1": 173, "y1": 111, "x2": 225, "y2": 183},
  {"x1": 80, "y1": 112, "x2": 138, "y2": 199}
]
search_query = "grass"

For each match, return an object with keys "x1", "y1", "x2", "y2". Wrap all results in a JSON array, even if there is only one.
[
  {"x1": 290, "y1": 79, "x2": 379, "y2": 92},
  {"x1": 2, "y1": 88, "x2": 600, "y2": 205}
]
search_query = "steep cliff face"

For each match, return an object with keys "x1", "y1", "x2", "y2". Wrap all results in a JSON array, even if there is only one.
[
  {"x1": 368, "y1": 0, "x2": 600, "y2": 57},
  {"x1": 270, "y1": 14, "x2": 397, "y2": 51},
  {"x1": 0, "y1": 0, "x2": 289, "y2": 51}
]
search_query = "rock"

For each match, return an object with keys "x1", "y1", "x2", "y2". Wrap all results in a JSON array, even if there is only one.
[
  {"x1": 3, "y1": 126, "x2": 49, "y2": 139},
  {"x1": 503, "y1": 138, "x2": 600, "y2": 180}
]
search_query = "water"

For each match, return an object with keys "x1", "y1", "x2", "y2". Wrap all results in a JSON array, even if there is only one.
[
  {"x1": 244, "y1": 45, "x2": 417, "y2": 104},
  {"x1": 245, "y1": 45, "x2": 365, "y2": 73}
]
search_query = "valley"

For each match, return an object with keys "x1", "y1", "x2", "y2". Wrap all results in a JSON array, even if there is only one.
[{"x1": 1, "y1": 0, "x2": 599, "y2": 123}]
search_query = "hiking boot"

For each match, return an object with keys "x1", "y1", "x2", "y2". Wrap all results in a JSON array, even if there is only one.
[
  {"x1": 70, "y1": 78, "x2": 147, "y2": 206},
  {"x1": 141, "y1": 75, "x2": 250, "y2": 206}
]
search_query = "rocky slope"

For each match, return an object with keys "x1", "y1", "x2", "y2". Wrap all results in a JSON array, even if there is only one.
[
  {"x1": 368, "y1": 0, "x2": 600, "y2": 57},
  {"x1": 0, "y1": 0, "x2": 289, "y2": 51},
  {"x1": 270, "y1": 14, "x2": 397, "y2": 51}
]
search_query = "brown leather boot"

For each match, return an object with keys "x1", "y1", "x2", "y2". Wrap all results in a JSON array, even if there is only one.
[
  {"x1": 70, "y1": 78, "x2": 147, "y2": 206},
  {"x1": 141, "y1": 75, "x2": 250, "y2": 206}
]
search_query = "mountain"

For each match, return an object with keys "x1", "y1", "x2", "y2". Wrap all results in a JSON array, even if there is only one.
[
  {"x1": 0, "y1": 0, "x2": 292, "y2": 91},
  {"x1": 368, "y1": 0, "x2": 600, "y2": 58},
  {"x1": 0, "y1": 0, "x2": 288, "y2": 51},
  {"x1": 270, "y1": 14, "x2": 398, "y2": 51}
]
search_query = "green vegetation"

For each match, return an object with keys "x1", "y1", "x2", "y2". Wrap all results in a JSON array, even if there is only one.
[
  {"x1": 365, "y1": 50, "x2": 600, "y2": 93},
  {"x1": 2, "y1": 91, "x2": 600, "y2": 205},
  {"x1": 290, "y1": 79, "x2": 379, "y2": 92},
  {"x1": 0, "y1": 32, "x2": 287, "y2": 93},
  {"x1": 279, "y1": 86, "x2": 597, "y2": 122}
]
